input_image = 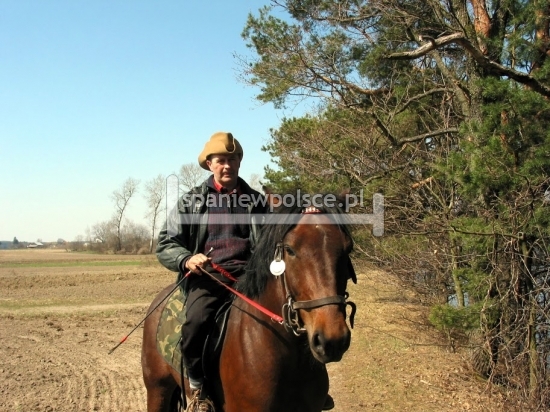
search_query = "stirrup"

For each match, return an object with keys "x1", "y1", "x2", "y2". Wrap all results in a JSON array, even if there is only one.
[{"x1": 187, "y1": 389, "x2": 215, "y2": 412}]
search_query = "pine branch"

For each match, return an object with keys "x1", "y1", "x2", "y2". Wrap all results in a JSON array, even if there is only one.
[{"x1": 387, "y1": 32, "x2": 550, "y2": 98}]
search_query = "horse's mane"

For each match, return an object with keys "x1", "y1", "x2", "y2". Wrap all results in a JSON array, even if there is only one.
[{"x1": 238, "y1": 195, "x2": 353, "y2": 298}]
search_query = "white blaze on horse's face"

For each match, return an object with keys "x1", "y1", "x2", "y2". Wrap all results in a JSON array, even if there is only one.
[{"x1": 283, "y1": 213, "x2": 353, "y2": 363}]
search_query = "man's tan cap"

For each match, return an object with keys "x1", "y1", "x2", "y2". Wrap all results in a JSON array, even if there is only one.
[{"x1": 198, "y1": 132, "x2": 243, "y2": 170}]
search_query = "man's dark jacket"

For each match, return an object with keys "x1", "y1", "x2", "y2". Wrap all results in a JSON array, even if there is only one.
[{"x1": 156, "y1": 176, "x2": 267, "y2": 280}]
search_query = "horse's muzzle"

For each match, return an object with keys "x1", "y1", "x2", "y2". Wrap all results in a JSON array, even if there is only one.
[{"x1": 310, "y1": 327, "x2": 351, "y2": 363}]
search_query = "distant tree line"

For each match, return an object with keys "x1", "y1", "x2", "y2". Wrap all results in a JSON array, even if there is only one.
[
  {"x1": 240, "y1": 1, "x2": 550, "y2": 408},
  {"x1": 85, "y1": 164, "x2": 208, "y2": 254},
  {"x1": 83, "y1": 163, "x2": 262, "y2": 255}
]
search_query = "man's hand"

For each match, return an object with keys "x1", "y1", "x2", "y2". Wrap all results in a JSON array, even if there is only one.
[{"x1": 185, "y1": 253, "x2": 212, "y2": 275}]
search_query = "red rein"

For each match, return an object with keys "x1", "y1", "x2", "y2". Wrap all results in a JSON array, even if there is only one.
[{"x1": 196, "y1": 265, "x2": 284, "y2": 324}]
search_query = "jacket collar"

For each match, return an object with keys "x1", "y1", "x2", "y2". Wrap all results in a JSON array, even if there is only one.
[{"x1": 207, "y1": 175, "x2": 242, "y2": 195}]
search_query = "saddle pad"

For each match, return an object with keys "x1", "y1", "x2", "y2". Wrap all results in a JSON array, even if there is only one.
[
  {"x1": 156, "y1": 286, "x2": 232, "y2": 378},
  {"x1": 156, "y1": 286, "x2": 186, "y2": 373}
]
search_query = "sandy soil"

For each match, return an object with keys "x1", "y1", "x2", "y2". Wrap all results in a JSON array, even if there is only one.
[{"x1": 0, "y1": 249, "x2": 519, "y2": 411}]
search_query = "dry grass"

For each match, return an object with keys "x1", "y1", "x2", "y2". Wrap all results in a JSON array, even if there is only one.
[{"x1": 326, "y1": 270, "x2": 516, "y2": 411}]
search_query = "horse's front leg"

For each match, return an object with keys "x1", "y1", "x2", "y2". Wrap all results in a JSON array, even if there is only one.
[
  {"x1": 145, "y1": 382, "x2": 178, "y2": 412},
  {"x1": 219, "y1": 308, "x2": 285, "y2": 412}
]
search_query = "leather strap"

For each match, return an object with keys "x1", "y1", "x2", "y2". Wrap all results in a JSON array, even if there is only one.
[{"x1": 292, "y1": 295, "x2": 346, "y2": 310}]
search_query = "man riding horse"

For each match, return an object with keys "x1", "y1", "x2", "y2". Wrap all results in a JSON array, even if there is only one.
[{"x1": 155, "y1": 131, "x2": 335, "y2": 412}]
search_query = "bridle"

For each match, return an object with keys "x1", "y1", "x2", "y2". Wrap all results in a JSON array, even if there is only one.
[
  {"x1": 281, "y1": 272, "x2": 356, "y2": 336},
  {"x1": 195, "y1": 207, "x2": 357, "y2": 336},
  {"x1": 275, "y1": 208, "x2": 357, "y2": 336}
]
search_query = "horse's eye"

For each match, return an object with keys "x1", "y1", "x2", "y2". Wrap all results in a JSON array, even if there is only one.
[{"x1": 284, "y1": 245, "x2": 296, "y2": 257}]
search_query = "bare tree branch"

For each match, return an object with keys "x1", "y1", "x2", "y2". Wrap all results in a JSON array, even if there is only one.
[
  {"x1": 111, "y1": 177, "x2": 139, "y2": 251},
  {"x1": 144, "y1": 174, "x2": 165, "y2": 253},
  {"x1": 387, "y1": 32, "x2": 550, "y2": 97}
]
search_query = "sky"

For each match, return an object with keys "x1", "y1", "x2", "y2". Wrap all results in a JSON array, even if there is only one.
[{"x1": 0, "y1": 1, "x2": 305, "y2": 243}]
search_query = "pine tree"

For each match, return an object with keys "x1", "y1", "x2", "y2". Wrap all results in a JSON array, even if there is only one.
[{"x1": 241, "y1": 0, "x2": 550, "y2": 404}]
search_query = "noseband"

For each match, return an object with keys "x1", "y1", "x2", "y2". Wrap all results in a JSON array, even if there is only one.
[{"x1": 281, "y1": 275, "x2": 356, "y2": 336}]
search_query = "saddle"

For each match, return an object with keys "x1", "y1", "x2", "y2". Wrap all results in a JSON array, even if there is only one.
[{"x1": 156, "y1": 286, "x2": 232, "y2": 380}]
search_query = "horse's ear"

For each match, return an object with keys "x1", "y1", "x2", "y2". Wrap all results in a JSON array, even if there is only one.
[
  {"x1": 340, "y1": 188, "x2": 351, "y2": 197},
  {"x1": 348, "y1": 257, "x2": 357, "y2": 284},
  {"x1": 336, "y1": 188, "x2": 351, "y2": 212},
  {"x1": 263, "y1": 185, "x2": 281, "y2": 208}
]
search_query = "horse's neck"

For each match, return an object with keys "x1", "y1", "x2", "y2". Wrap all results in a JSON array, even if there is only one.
[
  {"x1": 231, "y1": 276, "x2": 291, "y2": 344},
  {"x1": 257, "y1": 276, "x2": 287, "y2": 312},
  {"x1": 221, "y1": 277, "x2": 327, "y2": 410}
]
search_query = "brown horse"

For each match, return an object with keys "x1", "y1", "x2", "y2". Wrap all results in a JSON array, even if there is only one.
[{"x1": 142, "y1": 202, "x2": 356, "y2": 412}]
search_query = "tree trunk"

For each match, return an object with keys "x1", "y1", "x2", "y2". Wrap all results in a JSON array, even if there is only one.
[
  {"x1": 451, "y1": 238, "x2": 465, "y2": 307},
  {"x1": 528, "y1": 296, "x2": 539, "y2": 399}
]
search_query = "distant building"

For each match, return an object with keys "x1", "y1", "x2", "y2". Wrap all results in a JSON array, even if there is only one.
[{"x1": 26, "y1": 242, "x2": 44, "y2": 248}]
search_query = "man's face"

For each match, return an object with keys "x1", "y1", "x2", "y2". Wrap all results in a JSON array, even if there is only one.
[{"x1": 206, "y1": 154, "x2": 241, "y2": 189}]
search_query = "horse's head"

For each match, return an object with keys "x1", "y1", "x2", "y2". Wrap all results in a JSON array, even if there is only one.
[
  {"x1": 240, "y1": 192, "x2": 356, "y2": 363},
  {"x1": 280, "y1": 208, "x2": 354, "y2": 363}
]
